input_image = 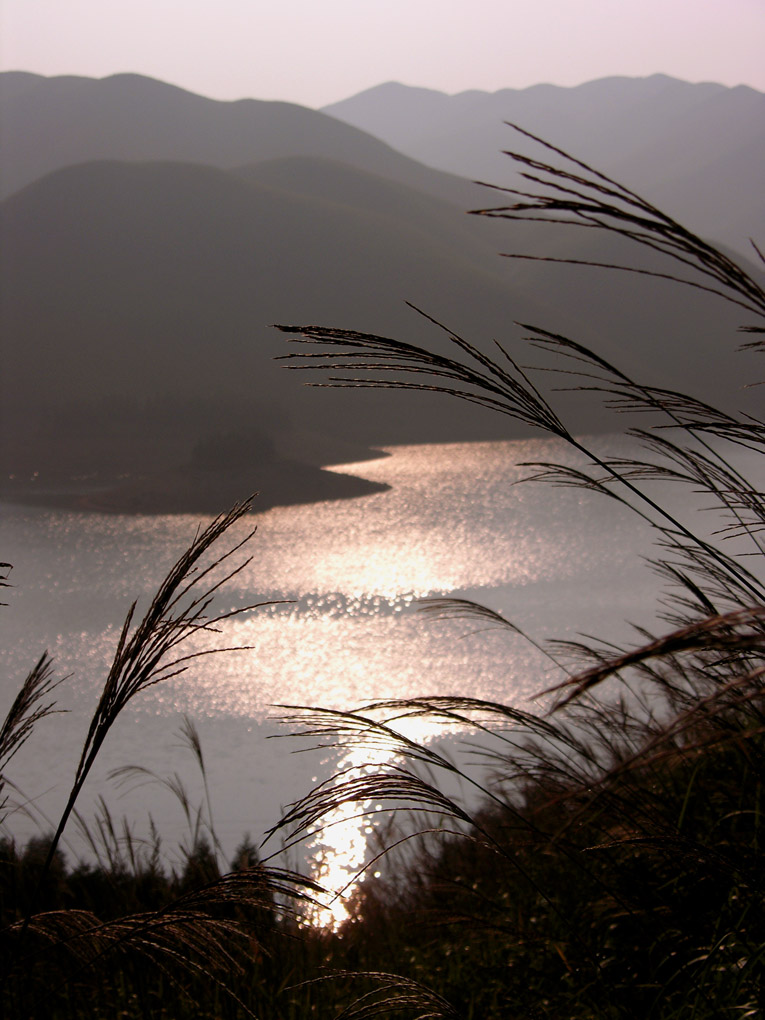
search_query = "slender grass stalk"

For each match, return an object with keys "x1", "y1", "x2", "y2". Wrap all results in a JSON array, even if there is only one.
[
  {"x1": 26, "y1": 497, "x2": 266, "y2": 908},
  {"x1": 475, "y1": 122, "x2": 765, "y2": 319},
  {"x1": 273, "y1": 129, "x2": 765, "y2": 1017},
  {"x1": 3, "y1": 497, "x2": 338, "y2": 1017}
]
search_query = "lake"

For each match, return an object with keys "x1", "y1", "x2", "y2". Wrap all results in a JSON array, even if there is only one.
[{"x1": 0, "y1": 434, "x2": 744, "y2": 922}]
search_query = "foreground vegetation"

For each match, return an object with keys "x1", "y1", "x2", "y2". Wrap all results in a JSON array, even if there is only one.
[{"x1": 2, "y1": 131, "x2": 764, "y2": 1017}]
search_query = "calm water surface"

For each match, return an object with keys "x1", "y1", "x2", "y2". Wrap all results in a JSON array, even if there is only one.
[{"x1": 1, "y1": 435, "x2": 741, "y2": 922}]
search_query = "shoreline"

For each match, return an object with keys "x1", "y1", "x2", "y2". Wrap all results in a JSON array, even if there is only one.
[{"x1": 0, "y1": 460, "x2": 390, "y2": 516}]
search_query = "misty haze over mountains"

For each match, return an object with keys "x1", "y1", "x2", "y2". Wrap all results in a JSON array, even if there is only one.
[
  {"x1": 1, "y1": 72, "x2": 762, "y2": 512},
  {"x1": 323, "y1": 75, "x2": 765, "y2": 254}
]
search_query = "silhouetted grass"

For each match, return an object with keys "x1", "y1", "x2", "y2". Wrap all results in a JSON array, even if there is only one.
[
  {"x1": 0, "y1": 499, "x2": 329, "y2": 1018},
  {"x1": 2, "y1": 129, "x2": 764, "y2": 1018},
  {"x1": 273, "y1": 128, "x2": 765, "y2": 1017}
]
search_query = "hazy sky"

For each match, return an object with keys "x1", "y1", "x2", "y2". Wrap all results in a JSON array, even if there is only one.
[{"x1": 3, "y1": 0, "x2": 764, "y2": 107}]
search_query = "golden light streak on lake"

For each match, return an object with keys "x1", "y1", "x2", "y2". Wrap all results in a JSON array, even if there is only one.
[
  {"x1": 298, "y1": 715, "x2": 457, "y2": 929},
  {"x1": 3, "y1": 435, "x2": 713, "y2": 913}
]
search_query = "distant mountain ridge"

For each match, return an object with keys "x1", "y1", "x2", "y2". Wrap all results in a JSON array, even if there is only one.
[
  {"x1": 0, "y1": 71, "x2": 478, "y2": 208},
  {"x1": 1, "y1": 71, "x2": 761, "y2": 512},
  {"x1": 323, "y1": 74, "x2": 765, "y2": 254}
]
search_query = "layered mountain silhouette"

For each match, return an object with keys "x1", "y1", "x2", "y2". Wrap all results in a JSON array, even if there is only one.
[
  {"x1": 0, "y1": 71, "x2": 477, "y2": 207},
  {"x1": 1, "y1": 72, "x2": 760, "y2": 512},
  {"x1": 323, "y1": 75, "x2": 765, "y2": 255}
]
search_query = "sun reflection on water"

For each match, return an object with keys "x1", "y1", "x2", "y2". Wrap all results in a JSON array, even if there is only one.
[
  {"x1": 1, "y1": 436, "x2": 683, "y2": 900},
  {"x1": 299, "y1": 715, "x2": 457, "y2": 929}
]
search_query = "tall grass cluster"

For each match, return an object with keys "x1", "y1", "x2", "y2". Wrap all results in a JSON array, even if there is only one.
[{"x1": 2, "y1": 131, "x2": 764, "y2": 1017}]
